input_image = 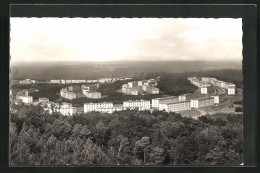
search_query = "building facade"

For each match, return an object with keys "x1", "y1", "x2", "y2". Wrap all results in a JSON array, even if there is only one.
[
  {"x1": 161, "y1": 100, "x2": 191, "y2": 112},
  {"x1": 123, "y1": 100, "x2": 151, "y2": 110},
  {"x1": 84, "y1": 102, "x2": 113, "y2": 113},
  {"x1": 190, "y1": 97, "x2": 214, "y2": 108}
]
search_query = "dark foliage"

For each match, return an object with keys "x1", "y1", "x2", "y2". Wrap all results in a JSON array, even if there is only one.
[{"x1": 10, "y1": 105, "x2": 243, "y2": 166}]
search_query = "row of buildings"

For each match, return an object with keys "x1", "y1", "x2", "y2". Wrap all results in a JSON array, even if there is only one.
[
  {"x1": 122, "y1": 79, "x2": 160, "y2": 95},
  {"x1": 188, "y1": 77, "x2": 236, "y2": 95},
  {"x1": 84, "y1": 99, "x2": 151, "y2": 114},
  {"x1": 19, "y1": 79, "x2": 36, "y2": 84},
  {"x1": 50, "y1": 77, "x2": 133, "y2": 84}
]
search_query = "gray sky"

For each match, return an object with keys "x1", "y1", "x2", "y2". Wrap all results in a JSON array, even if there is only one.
[{"x1": 10, "y1": 18, "x2": 242, "y2": 63}]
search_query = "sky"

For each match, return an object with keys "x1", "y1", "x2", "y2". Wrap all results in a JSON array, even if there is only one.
[{"x1": 10, "y1": 18, "x2": 242, "y2": 63}]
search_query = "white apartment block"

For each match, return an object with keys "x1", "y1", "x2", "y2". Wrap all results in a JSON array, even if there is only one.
[
  {"x1": 19, "y1": 79, "x2": 36, "y2": 84},
  {"x1": 211, "y1": 95, "x2": 219, "y2": 104},
  {"x1": 201, "y1": 87, "x2": 208, "y2": 94},
  {"x1": 138, "y1": 81, "x2": 143, "y2": 87},
  {"x1": 50, "y1": 80, "x2": 61, "y2": 84},
  {"x1": 60, "y1": 88, "x2": 76, "y2": 100},
  {"x1": 84, "y1": 102, "x2": 113, "y2": 113},
  {"x1": 94, "y1": 105, "x2": 125, "y2": 114},
  {"x1": 131, "y1": 89, "x2": 139, "y2": 95},
  {"x1": 190, "y1": 97, "x2": 214, "y2": 108},
  {"x1": 83, "y1": 91, "x2": 101, "y2": 99},
  {"x1": 59, "y1": 102, "x2": 77, "y2": 116},
  {"x1": 16, "y1": 90, "x2": 33, "y2": 103},
  {"x1": 228, "y1": 86, "x2": 236, "y2": 95},
  {"x1": 38, "y1": 97, "x2": 49, "y2": 103},
  {"x1": 87, "y1": 80, "x2": 98, "y2": 83},
  {"x1": 152, "y1": 96, "x2": 179, "y2": 108},
  {"x1": 161, "y1": 100, "x2": 191, "y2": 112},
  {"x1": 123, "y1": 100, "x2": 151, "y2": 110}
]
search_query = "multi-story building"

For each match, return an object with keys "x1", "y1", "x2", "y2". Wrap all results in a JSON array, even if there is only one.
[
  {"x1": 19, "y1": 79, "x2": 36, "y2": 84},
  {"x1": 60, "y1": 88, "x2": 76, "y2": 100},
  {"x1": 211, "y1": 95, "x2": 219, "y2": 104},
  {"x1": 146, "y1": 86, "x2": 160, "y2": 94},
  {"x1": 87, "y1": 80, "x2": 98, "y2": 83},
  {"x1": 160, "y1": 100, "x2": 191, "y2": 112},
  {"x1": 128, "y1": 81, "x2": 138, "y2": 88},
  {"x1": 228, "y1": 86, "x2": 236, "y2": 95},
  {"x1": 178, "y1": 93, "x2": 193, "y2": 101},
  {"x1": 50, "y1": 80, "x2": 61, "y2": 84},
  {"x1": 68, "y1": 86, "x2": 74, "y2": 91},
  {"x1": 122, "y1": 84, "x2": 129, "y2": 93},
  {"x1": 190, "y1": 97, "x2": 214, "y2": 108},
  {"x1": 130, "y1": 89, "x2": 139, "y2": 95},
  {"x1": 123, "y1": 100, "x2": 151, "y2": 110},
  {"x1": 83, "y1": 91, "x2": 101, "y2": 99},
  {"x1": 84, "y1": 102, "x2": 113, "y2": 113},
  {"x1": 201, "y1": 86, "x2": 208, "y2": 94},
  {"x1": 16, "y1": 90, "x2": 33, "y2": 103},
  {"x1": 59, "y1": 102, "x2": 77, "y2": 116},
  {"x1": 38, "y1": 97, "x2": 49, "y2": 103},
  {"x1": 138, "y1": 81, "x2": 143, "y2": 87},
  {"x1": 152, "y1": 96, "x2": 179, "y2": 108},
  {"x1": 61, "y1": 79, "x2": 66, "y2": 84},
  {"x1": 94, "y1": 104, "x2": 125, "y2": 114}
]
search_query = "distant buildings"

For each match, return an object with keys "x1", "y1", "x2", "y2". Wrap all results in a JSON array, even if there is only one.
[
  {"x1": 121, "y1": 79, "x2": 160, "y2": 95},
  {"x1": 50, "y1": 79, "x2": 86, "y2": 84},
  {"x1": 60, "y1": 88, "x2": 76, "y2": 100},
  {"x1": 16, "y1": 90, "x2": 33, "y2": 104},
  {"x1": 188, "y1": 77, "x2": 236, "y2": 95},
  {"x1": 19, "y1": 79, "x2": 36, "y2": 84},
  {"x1": 59, "y1": 102, "x2": 77, "y2": 116},
  {"x1": 81, "y1": 84, "x2": 101, "y2": 99},
  {"x1": 38, "y1": 97, "x2": 49, "y2": 103}
]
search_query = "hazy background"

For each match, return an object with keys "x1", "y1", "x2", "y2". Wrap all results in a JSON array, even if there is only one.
[{"x1": 10, "y1": 18, "x2": 242, "y2": 80}]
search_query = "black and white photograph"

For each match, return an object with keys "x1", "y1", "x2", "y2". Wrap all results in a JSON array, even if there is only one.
[{"x1": 9, "y1": 17, "x2": 244, "y2": 166}]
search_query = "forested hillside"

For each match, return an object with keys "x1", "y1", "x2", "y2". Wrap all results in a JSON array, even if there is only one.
[{"x1": 10, "y1": 105, "x2": 243, "y2": 165}]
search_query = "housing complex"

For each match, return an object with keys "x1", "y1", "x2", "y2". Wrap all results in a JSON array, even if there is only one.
[
  {"x1": 121, "y1": 79, "x2": 160, "y2": 95},
  {"x1": 60, "y1": 88, "x2": 76, "y2": 100},
  {"x1": 15, "y1": 90, "x2": 33, "y2": 104},
  {"x1": 188, "y1": 77, "x2": 236, "y2": 95},
  {"x1": 81, "y1": 84, "x2": 101, "y2": 99},
  {"x1": 19, "y1": 79, "x2": 36, "y2": 84}
]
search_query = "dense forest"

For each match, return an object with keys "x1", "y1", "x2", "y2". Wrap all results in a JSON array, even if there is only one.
[{"x1": 10, "y1": 105, "x2": 243, "y2": 166}]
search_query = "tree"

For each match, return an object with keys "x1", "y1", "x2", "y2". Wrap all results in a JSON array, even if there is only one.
[{"x1": 134, "y1": 136, "x2": 150, "y2": 163}]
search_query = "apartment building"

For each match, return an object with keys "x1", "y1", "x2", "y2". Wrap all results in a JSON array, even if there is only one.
[
  {"x1": 87, "y1": 80, "x2": 98, "y2": 83},
  {"x1": 123, "y1": 100, "x2": 151, "y2": 110},
  {"x1": 50, "y1": 80, "x2": 61, "y2": 84},
  {"x1": 201, "y1": 86, "x2": 208, "y2": 94},
  {"x1": 228, "y1": 85, "x2": 236, "y2": 95},
  {"x1": 94, "y1": 104, "x2": 125, "y2": 114},
  {"x1": 160, "y1": 100, "x2": 191, "y2": 112},
  {"x1": 60, "y1": 88, "x2": 76, "y2": 100},
  {"x1": 19, "y1": 79, "x2": 36, "y2": 84},
  {"x1": 190, "y1": 97, "x2": 214, "y2": 108},
  {"x1": 83, "y1": 91, "x2": 101, "y2": 99},
  {"x1": 146, "y1": 86, "x2": 160, "y2": 94},
  {"x1": 84, "y1": 102, "x2": 113, "y2": 113},
  {"x1": 152, "y1": 96, "x2": 179, "y2": 108},
  {"x1": 16, "y1": 90, "x2": 33, "y2": 103},
  {"x1": 59, "y1": 102, "x2": 77, "y2": 116},
  {"x1": 38, "y1": 97, "x2": 49, "y2": 103}
]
